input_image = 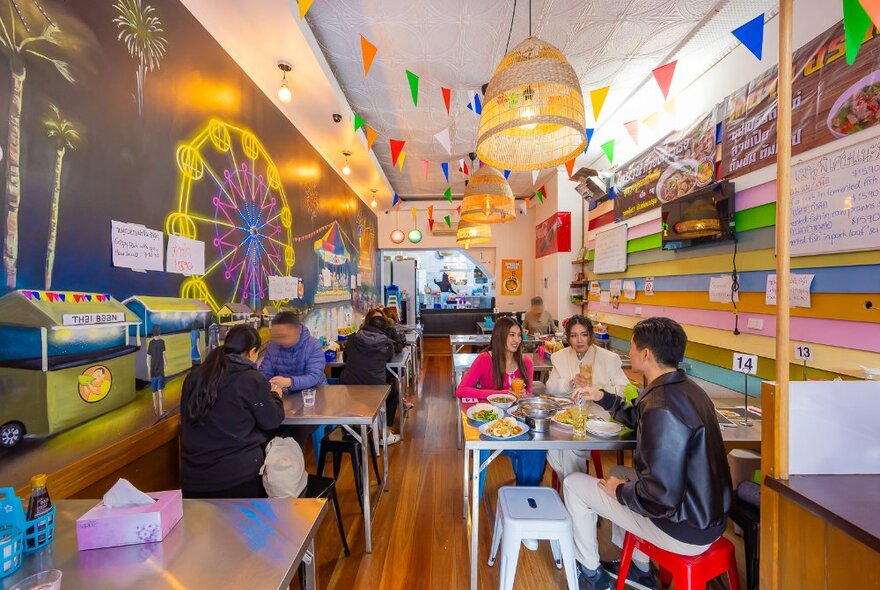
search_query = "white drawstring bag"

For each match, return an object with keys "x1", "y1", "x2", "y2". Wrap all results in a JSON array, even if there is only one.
[{"x1": 259, "y1": 437, "x2": 308, "y2": 498}]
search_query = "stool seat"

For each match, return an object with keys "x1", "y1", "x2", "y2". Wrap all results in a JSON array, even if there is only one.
[{"x1": 500, "y1": 486, "x2": 570, "y2": 522}]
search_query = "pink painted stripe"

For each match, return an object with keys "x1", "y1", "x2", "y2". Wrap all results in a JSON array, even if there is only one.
[
  {"x1": 592, "y1": 301, "x2": 880, "y2": 353},
  {"x1": 735, "y1": 180, "x2": 776, "y2": 211}
]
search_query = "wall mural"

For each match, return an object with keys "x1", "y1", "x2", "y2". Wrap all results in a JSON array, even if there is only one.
[{"x1": 0, "y1": 0, "x2": 380, "y2": 342}]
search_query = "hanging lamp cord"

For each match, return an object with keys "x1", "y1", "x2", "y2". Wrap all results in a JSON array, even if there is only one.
[
  {"x1": 504, "y1": 0, "x2": 517, "y2": 55},
  {"x1": 529, "y1": 0, "x2": 532, "y2": 36}
]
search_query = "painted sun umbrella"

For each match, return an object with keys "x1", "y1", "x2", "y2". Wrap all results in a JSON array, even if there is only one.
[{"x1": 314, "y1": 222, "x2": 352, "y2": 304}]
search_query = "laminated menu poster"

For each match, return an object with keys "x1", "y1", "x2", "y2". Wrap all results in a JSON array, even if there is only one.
[
  {"x1": 500, "y1": 259, "x2": 523, "y2": 296},
  {"x1": 722, "y1": 21, "x2": 880, "y2": 178},
  {"x1": 613, "y1": 109, "x2": 718, "y2": 221}
]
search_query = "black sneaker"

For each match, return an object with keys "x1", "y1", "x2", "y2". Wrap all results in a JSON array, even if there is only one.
[
  {"x1": 601, "y1": 560, "x2": 657, "y2": 590},
  {"x1": 577, "y1": 564, "x2": 612, "y2": 590}
]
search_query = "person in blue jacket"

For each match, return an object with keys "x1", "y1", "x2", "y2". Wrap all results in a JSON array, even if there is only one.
[{"x1": 259, "y1": 311, "x2": 327, "y2": 391}]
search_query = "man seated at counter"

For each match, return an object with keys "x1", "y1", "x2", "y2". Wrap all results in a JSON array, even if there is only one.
[
  {"x1": 522, "y1": 296, "x2": 558, "y2": 336},
  {"x1": 565, "y1": 317, "x2": 732, "y2": 590},
  {"x1": 259, "y1": 312, "x2": 327, "y2": 392},
  {"x1": 545, "y1": 315, "x2": 629, "y2": 482}
]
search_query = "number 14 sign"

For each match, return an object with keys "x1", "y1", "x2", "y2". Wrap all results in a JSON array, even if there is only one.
[{"x1": 732, "y1": 353, "x2": 758, "y2": 375}]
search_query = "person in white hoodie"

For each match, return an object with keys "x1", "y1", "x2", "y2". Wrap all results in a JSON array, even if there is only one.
[{"x1": 546, "y1": 315, "x2": 631, "y2": 481}]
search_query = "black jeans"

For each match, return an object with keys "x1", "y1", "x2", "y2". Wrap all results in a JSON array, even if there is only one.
[{"x1": 183, "y1": 475, "x2": 266, "y2": 499}]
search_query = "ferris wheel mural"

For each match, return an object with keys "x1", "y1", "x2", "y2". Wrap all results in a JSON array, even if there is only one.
[{"x1": 165, "y1": 119, "x2": 294, "y2": 312}]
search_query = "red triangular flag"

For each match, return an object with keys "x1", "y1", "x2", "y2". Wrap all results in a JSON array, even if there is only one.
[
  {"x1": 428, "y1": 218, "x2": 435, "y2": 231},
  {"x1": 459, "y1": 159, "x2": 469, "y2": 176},
  {"x1": 624, "y1": 120, "x2": 639, "y2": 145},
  {"x1": 652, "y1": 61, "x2": 677, "y2": 100},
  {"x1": 456, "y1": 205, "x2": 462, "y2": 214},
  {"x1": 360, "y1": 35, "x2": 378, "y2": 77},
  {"x1": 565, "y1": 158, "x2": 576, "y2": 179},
  {"x1": 441, "y1": 87, "x2": 451, "y2": 115},
  {"x1": 390, "y1": 139, "x2": 406, "y2": 166}
]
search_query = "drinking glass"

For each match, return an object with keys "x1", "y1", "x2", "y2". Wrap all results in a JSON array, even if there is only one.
[
  {"x1": 579, "y1": 363, "x2": 593, "y2": 386},
  {"x1": 9, "y1": 569, "x2": 62, "y2": 590},
  {"x1": 571, "y1": 400, "x2": 588, "y2": 439},
  {"x1": 302, "y1": 388, "x2": 317, "y2": 407}
]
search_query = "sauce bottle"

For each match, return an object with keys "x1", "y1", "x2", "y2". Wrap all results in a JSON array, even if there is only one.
[{"x1": 26, "y1": 474, "x2": 52, "y2": 545}]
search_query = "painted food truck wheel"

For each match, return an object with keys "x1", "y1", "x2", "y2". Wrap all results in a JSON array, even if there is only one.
[{"x1": 0, "y1": 421, "x2": 24, "y2": 448}]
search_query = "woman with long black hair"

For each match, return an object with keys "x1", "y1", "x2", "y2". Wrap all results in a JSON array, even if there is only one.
[{"x1": 180, "y1": 324, "x2": 285, "y2": 498}]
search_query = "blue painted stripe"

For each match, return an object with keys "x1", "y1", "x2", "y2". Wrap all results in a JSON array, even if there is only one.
[{"x1": 592, "y1": 264, "x2": 880, "y2": 294}]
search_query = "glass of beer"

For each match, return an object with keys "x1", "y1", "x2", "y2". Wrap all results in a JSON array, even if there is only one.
[
  {"x1": 579, "y1": 363, "x2": 593, "y2": 385},
  {"x1": 571, "y1": 398, "x2": 588, "y2": 439}
]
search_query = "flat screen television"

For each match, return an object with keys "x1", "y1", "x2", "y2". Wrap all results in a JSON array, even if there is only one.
[{"x1": 661, "y1": 181, "x2": 735, "y2": 251}]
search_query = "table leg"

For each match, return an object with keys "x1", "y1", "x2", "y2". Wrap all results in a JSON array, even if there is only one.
[
  {"x1": 470, "y1": 448, "x2": 480, "y2": 590},
  {"x1": 362, "y1": 423, "x2": 372, "y2": 553},
  {"x1": 303, "y1": 540, "x2": 317, "y2": 589},
  {"x1": 462, "y1": 438, "x2": 469, "y2": 520},
  {"x1": 397, "y1": 370, "x2": 405, "y2": 440},
  {"x1": 382, "y1": 405, "x2": 390, "y2": 492}
]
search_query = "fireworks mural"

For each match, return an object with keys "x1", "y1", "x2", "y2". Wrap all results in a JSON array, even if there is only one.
[{"x1": 112, "y1": 0, "x2": 168, "y2": 116}]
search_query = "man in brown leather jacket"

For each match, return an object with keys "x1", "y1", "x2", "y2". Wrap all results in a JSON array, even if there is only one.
[{"x1": 565, "y1": 317, "x2": 732, "y2": 590}]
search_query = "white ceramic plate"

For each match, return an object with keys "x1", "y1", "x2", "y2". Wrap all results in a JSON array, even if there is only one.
[
  {"x1": 827, "y1": 70, "x2": 880, "y2": 139},
  {"x1": 479, "y1": 419, "x2": 530, "y2": 439},
  {"x1": 586, "y1": 419, "x2": 623, "y2": 437},
  {"x1": 656, "y1": 159, "x2": 700, "y2": 203},
  {"x1": 467, "y1": 403, "x2": 501, "y2": 423},
  {"x1": 550, "y1": 410, "x2": 574, "y2": 431}
]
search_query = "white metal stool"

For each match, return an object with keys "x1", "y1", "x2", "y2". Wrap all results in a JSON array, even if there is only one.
[{"x1": 488, "y1": 486, "x2": 578, "y2": 590}]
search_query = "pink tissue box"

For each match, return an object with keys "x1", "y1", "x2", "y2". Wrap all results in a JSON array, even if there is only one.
[{"x1": 75, "y1": 490, "x2": 183, "y2": 551}]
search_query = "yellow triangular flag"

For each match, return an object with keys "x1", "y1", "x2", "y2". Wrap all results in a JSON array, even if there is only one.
[
  {"x1": 663, "y1": 98, "x2": 677, "y2": 119},
  {"x1": 398, "y1": 151, "x2": 407, "y2": 171},
  {"x1": 642, "y1": 112, "x2": 660, "y2": 131},
  {"x1": 590, "y1": 86, "x2": 610, "y2": 122},
  {"x1": 298, "y1": 0, "x2": 315, "y2": 19}
]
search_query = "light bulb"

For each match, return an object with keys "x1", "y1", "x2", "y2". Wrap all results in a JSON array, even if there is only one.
[
  {"x1": 521, "y1": 107, "x2": 537, "y2": 130},
  {"x1": 278, "y1": 81, "x2": 292, "y2": 103},
  {"x1": 370, "y1": 199, "x2": 377, "y2": 208},
  {"x1": 342, "y1": 164, "x2": 351, "y2": 176}
]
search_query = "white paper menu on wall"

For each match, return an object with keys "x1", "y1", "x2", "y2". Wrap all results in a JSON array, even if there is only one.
[
  {"x1": 111, "y1": 220, "x2": 163, "y2": 272},
  {"x1": 592, "y1": 224, "x2": 628, "y2": 274},
  {"x1": 790, "y1": 134, "x2": 880, "y2": 256}
]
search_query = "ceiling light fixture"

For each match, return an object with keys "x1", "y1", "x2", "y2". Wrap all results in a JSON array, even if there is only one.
[
  {"x1": 277, "y1": 61, "x2": 292, "y2": 103},
  {"x1": 342, "y1": 150, "x2": 352, "y2": 176},
  {"x1": 460, "y1": 165, "x2": 516, "y2": 224},
  {"x1": 370, "y1": 188, "x2": 378, "y2": 208},
  {"x1": 456, "y1": 219, "x2": 492, "y2": 249}
]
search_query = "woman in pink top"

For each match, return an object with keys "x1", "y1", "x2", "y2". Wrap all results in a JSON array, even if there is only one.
[{"x1": 457, "y1": 317, "x2": 546, "y2": 497}]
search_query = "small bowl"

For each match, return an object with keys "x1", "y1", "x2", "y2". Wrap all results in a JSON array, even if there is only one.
[
  {"x1": 10, "y1": 569, "x2": 62, "y2": 590},
  {"x1": 487, "y1": 394, "x2": 516, "y2": 411}
]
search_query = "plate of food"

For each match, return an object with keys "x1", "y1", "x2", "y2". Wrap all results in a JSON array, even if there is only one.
[
  {"x1": 695, "y1": 158, "x2": 714, "y2": 187},
  {"x1": 551, "y1": 409, "x2": 575, "y2": 431},
  {"x1": 479, "y1": 417, "x2": 530, "y2": 439},
  {"x1": 487, "y1": 393, "x2": 517, "y2": 411},
  {"x1": 467, "y1": 403, "x2": 501, "y2": 423},
  {"x1": 657, "y1": 159, "x2": 699, "y2": 203},
  {"x1": 828, "y1": 70, "x2": 880, "y2": 138},
  {"x1": 508, "y1": 407, "x2": 527, "y2": 421},
  {"x1": 586, "y1": 419, "x2": 623, "y2": 437}
]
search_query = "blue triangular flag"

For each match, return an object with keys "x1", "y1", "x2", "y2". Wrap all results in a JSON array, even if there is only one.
[
  {"x1": 732, "y1": 14, "x2": 765, "y2": 60},
  {"x1": 588, "y1": 200, "x2": 598, "y2": 211},
  {"x1": 441, "y1": 162, "x2": 449, "y2": 182},
  {"x1": 466, "y1": 92, "x2": 482, "y2": 115},
  {"x1": 503, "y1": 169, "x2": 511, "y2": 179},
  {"x1": 392, "y1": 193, "x2": 400, "y2": 207},
  {"x1": 584, "y1": 128, "x2": 594, "y2": 154},
  {"x1": 608, "y1": 186, "x2": 615, "y2": 200}
]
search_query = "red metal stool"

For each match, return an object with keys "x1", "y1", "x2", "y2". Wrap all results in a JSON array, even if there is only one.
[
  {"x1": 616, "y1": 533, "x2": 741, "y2": 590},
  {"x1": 550, "y1": 451, "x2": 605, "y2": 492}
]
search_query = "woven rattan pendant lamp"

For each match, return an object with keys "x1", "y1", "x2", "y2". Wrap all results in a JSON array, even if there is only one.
[
  {"x1": 460, "y1": 165, "x2": 516, "y2": 224},
  {"x1": 476, "y1": 1, "x2": 586, "y2": 171},
  {"x1": 456, "y1": 219, "x2": 492, "y2": 249}
]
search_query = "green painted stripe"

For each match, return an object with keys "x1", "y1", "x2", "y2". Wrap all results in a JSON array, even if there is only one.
[
  {"x1": 628, "y1": 233, "x2": 661, "y2": 253},
  {"x1": 734, "y1": 202, "x2": 776, "y2": 232}
]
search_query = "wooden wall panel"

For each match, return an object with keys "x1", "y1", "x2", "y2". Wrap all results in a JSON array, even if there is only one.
[
  {"x1": 69, "y1": 437, "x2": 180, "y2": 499},
  {"x1": 776, "y1": 495, "x2": 827, "y2": 590},
  {"x1": 825, "y1": 525, "x2": 880, "y2": 589}
]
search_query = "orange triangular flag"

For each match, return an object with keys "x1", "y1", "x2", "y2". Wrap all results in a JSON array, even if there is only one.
[
  {"x1": 427, "y1": 205, "x2": 434, "y2": 219},
  {"x1": 565, "y1": 158, "x2": 576, "y2": 179},
  {"x1": 862, "y1": 0, "x2": 880, "y2": 28},
  {"x1": 365, "y1": 126, "x2": 378, "y2": 149},
  {"x1": 624, "y1": 120, "x2": 639, "y2": 144},
  {"x1": 298, "y1": 0, "x2": 315, "y2": 19},
  {"x1": 590, "y1": 86, "x2": 610, "y2": 122},
  {"x1": 361, "y1": 35, "x2": 378, "y2": 77},
  {"x1": 525, "y1": 197, "x2": 531, "y2": 209}
]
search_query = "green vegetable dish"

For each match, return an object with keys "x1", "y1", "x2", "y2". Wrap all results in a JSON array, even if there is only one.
[{"x1": 472, "y1": 409, "x2": 499, "y2": 421}]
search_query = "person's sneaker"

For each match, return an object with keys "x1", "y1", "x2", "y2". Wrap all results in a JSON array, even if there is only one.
[
  {"x1": 601, "y1": 560, "x2": 657, "y2": 590},
  {"x1": 577, "y1": 564, "x2": 611, "y2": 590},
  {"x1": 383, "y1": 432, "x2": 401, "y2": 445},
  {"x1": 522, "y1": 538, "x2": 538, "y2": 551}
]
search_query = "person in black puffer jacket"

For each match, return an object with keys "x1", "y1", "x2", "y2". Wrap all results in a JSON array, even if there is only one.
[
  {"x1": 180, "y1": 325, "x2": 285, "y2": 498},
  {"x1": 340, "y1": 310, "x2": 400, "y2": 444}
]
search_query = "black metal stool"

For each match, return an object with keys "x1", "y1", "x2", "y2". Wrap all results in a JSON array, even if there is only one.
[
  {"x1": 315, "y1": 426, "x2": 381, "y2": 512},
  {"x1": 299, "y1": 473, "x2": 350, "y2": 557}
]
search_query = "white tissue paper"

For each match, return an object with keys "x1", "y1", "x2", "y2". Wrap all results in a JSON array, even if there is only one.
[{"x1": 102, "y1": 478, "x2": 156, "y2": 508}]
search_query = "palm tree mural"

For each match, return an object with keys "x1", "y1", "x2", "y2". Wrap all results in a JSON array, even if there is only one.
[
  {"x1": 112, "y1": 0, "x2": 167, "y2": 116},
  {"x1": 43, "y1": 103, "x2": 78, "y2": 289},
  {"x1": 0, "y1": 0, "x2": 75, "y2": 289}
]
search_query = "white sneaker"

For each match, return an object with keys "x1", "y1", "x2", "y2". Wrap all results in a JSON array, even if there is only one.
[
  {"x1": 383, "y1": 432, "x2": 401, "y2": 445},
  {"x1": 522, "y1": 538, "x2": 539, "y2": 551}
]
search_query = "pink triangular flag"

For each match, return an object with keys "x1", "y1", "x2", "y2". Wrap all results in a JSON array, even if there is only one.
[
  {"x1": 652, "y1": 61, "x2": 677, "y2": 100},
  {"x1": 421, "y1": 159, "x2": 429, "y2": 180},
  {"x1": 390, "y1": 139, "x2": 405, "y2": 166},
  {"x1": 624, "y1": 120, "x2": 640, "y2": 144},
  {"x1": 434, "y1": 127, "x2": 452, "y2": 155},
  {"x1": 441, "y1": 87, "x2": 451, "y2": 115}
]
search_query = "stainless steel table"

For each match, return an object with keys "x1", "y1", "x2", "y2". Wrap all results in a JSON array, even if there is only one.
[
  {"x1": 477, "y1": 321, "x2": 493, "y2": 334},
  {"x1": 282, "y1": 384, "x2": 391, "y2": 553},
  {"x1": 2, "y1": 498, "x2": 328, "y2": 590},
  {"x1": 450, "y1": 333, "x2": 545, "y2": 353}
]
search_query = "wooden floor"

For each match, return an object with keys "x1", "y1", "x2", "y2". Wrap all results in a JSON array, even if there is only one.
[{"x1": 299, "y1": 339, "x2": 746, "y2": 589}]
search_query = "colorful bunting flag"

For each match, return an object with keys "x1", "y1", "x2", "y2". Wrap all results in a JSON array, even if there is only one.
[
  {"x1": 732, "y1": 14, "x2": 766, "y2": 60},
  {"x1": 843, "y1": 0, "x2": 872, "y2": 65},
  {"x1": 428, "y1": 218, "x2": 435, "y2": 231},
  {"x1": 441, "y1": 162, "x2": 449, "y2": 182},
  {"x1": 609, "y1": 186, "x2": 615, "y2": 200},
  {"x1": 624, "y1": 120, "x2": 639, "y2": 145},
  {"x1": 565, "y1": 158, "x2": 576, "y2": 179},
  {"x1": 584, "y1": 128, "x2": 594, "y2": 153},
  {"x1": 444, "y1": 187, "x2": 453, "y2": 202},
  {"x1": 601, "y1": 139, "x2": 615, "y2": 164},
  {"x1": 411, "y1": 207, "x2": 417, "y2": 224},
  {"x1": 535, "y1": 186, "x2": 545, "y2": 204},
  {"x1": 444, "y1": 215, "x2": 452, "y2": 228},
  {"x1": 434, "y1": 127, "x2": 452, "y2": 155},
  {"x1": 390, "y1": 139, "x2": 406, "y2": 166},
  {"x1": 86, "y1": 294, "x2": 93, "y2": 302},
  {"x1": 590, "y1": 86, "x2": 610, "y2": 122},
  {"x1": 360, "y1": 35, "x2": 378, "y2": 76},
  {"x1": 406, "y1": 70, "x2": 420, "y2": 107},
  {"x1": 459, "y1": 159, "x2": 469, "y2": 176},
  {"x1": 652, "y1": 61, "x2": 677, "y2": 100},
  {"x1": 663, "y1": 98, "x2": 677, "y2": 119},
  {"x1": 466, "y1": 91, "x2": 483, "y2": 115},
  {"x1": 298, "y1": 0, "x2": 315, "y2": 19},
  {"x1": 642, "y1": 112, "x2": 660, "y2": 131},
  {"x1": 397, "y1": 151, "x2": 407, "y2": 171},
  {"x1": 525, "y1": 197, "x2": 531, "y2": 209},
  {"x1": 441, "y1": 87, "x2": 452, "y2": 115},
  {"x1": 503, "y1": 169, "x2": 511, "y2": 179},
  {"x1": 861, "y1": 0, "x2": 880, "y2": 28},
  {"x1": 456, "y1": 205, "x2": 461, "y2": 215},
  {"x1": 532, "y1": 170, "x2": 540, "y2": 187},
  {"x1": 354, "y1": 113, "x2": 365, "y2": 132},
  {"x1": 365, "y1": 126, "x2": 378, "y2": 149},
  {"x1": 393, "y1": 193, "x2": 400, "y2": 207},
  {"x1": 427, "y1": 205, "x2": 434, "y2": 219},
  {"x1": 421, "y1": 159, "x2": 429, "y2": 180}
]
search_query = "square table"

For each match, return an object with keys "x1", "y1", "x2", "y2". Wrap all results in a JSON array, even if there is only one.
[
  {"x1": 1, "y1": 498, "x2": 328, "y2": 590},
  {"x1": 477, "y1": 321, "x2": 493, "y2": 334},
  {"x1": 282, "y1": 384, "x2": 391, "y2": 553},
  {"x1": 450, "y1": 334, "x2": 545, "y2": 354}
]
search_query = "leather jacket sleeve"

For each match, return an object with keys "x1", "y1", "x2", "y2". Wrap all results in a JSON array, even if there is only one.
[
  {"x1": 595, "y1": 390, "x2": 638, "y2": 429},
  {"x1": 616, "y1": 407, "x2": 690, "y2": 518}
]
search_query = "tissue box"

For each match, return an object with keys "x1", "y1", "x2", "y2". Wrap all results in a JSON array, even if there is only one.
[{"x1": 75, "y1": 490, "x2": 183, "y2": 551}]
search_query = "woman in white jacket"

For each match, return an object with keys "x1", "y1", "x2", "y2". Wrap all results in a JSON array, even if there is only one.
[{"x1": 546, "y1": 315, "x2": 630, "y2": 481}]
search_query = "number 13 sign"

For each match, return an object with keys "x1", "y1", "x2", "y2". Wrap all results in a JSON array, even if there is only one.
[{"x1": 732, "y1": 353, "x2": 758, "y2": 375}]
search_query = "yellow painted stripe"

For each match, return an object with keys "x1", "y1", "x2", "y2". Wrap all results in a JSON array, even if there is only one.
[
  {"x1": 600, "y1": 313, "x2": 880, "y2": 378},
  {"x1": 589, "y1": 248, "x2": 880, "y2": 279},
  {"x1": 588, "y1": 292, "x2": 880, "y2": 324},
  {"x1": 589, "y1": 200, "x2": 614, "y2": 220}
]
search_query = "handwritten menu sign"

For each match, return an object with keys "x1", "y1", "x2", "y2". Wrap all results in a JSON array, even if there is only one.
[
  {"x1": 765, "y1": 273, "x2": 815, "y2": 307},
  {"x1": 166, "y1": 235, "x2": 205, "y2": 276},
  {"x1": 592, "y1": 224, "x2": 628, "y2": 274},
  {"x1": 268, "y1": 276, "x2": 296, "y2": 301},
  {"x1": 790, "y1": 135, "x2": 880, "y2": 256},
  {"x1": 111, "y1": 221, "x2": 163, "y2": 272}
]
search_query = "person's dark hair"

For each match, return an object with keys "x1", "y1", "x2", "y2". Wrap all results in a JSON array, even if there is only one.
[
  {"x1": 273, "y1": 311, "x2": 302, "y2": 326},
  {"x1": 184, "y1": 324, "x2": 262, "y2": 423},
  {"x1": 366, "y1": 313, "x2": 388, "y2": 331},
  {"x1": 530, "y1": 296, "x2": 543, "y2": 306},
  {"x1": 363, "y1": 308, "x2": 386, "y2": 329},
  {"x1": 152, "y1": 325, "x2": 160, "y2": 337},
  {"x1": 489, "y1": 316, "x2": 527, "y2": 390},
  {"x1": 632, "y1": 317, "x2": 687, "y2": 368},
  {"x1": 563, "y1": 314, "x2": 594, "y2": 340}
]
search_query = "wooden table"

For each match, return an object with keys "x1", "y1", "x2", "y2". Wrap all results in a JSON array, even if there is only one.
[
  {"x1": 282, "y1": 384, "x2": 391, "y2": 553},
  {"x1": 1, "y1": 498, "x2": 327, "y2": 590}
]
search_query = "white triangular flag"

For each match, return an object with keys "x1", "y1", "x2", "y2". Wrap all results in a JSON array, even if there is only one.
[
  {"x1": 434, "y1": 127, "x2": 452, "y2": 155},
  {"x1": 532, "y1": 170, "x2": 540, "y2": 187}
]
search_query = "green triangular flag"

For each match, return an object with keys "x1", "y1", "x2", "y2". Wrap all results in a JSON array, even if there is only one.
[
  {"x1": 536, "y1": 187, "x2": 544, "y2": 203},
  {"x1": 406, "y1": 70, "x2": 420, "y2": 107},
  {"x1": 601, "y1": 139, "x2": 615, "y2": 164},
  {"x1": 444, "y1": 215, "x2": 451, "y2": 228},
  {"x1": 843, "y1": 0, "x2": 872, "y2": 65},
  {"x1": 444, "y1": 187, "x2": 452, "y2": 202},
  {"x1": 354, "y1": 113, "x2": 365, "y2": 132}
]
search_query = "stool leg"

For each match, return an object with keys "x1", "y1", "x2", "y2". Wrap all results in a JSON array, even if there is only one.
[
  {"x1": 369, "y1": 435, "x2": 381, "y2": 484},
  {"x1": 727, "y1": 553, "x2": 743, "y2": 590},
  {"x1": 590, "y1": 451, "x2": 604, "y2": 479},
  {"x1": 328, "y1": 486, "x2": 350, "y2": 557},
  {"x1": 550, "y1": 539, "x2": 563, "y2": 569},
  {"x1": 659, "y1": 567, "x2": 673, "y2": 589},
  {"x1": 331, "y1": 451, "x2": 342, "y2": 480},
  {"x1": 488, "y1": 503, "x2": 502, "y2": 567},
  {"x1": 350, "y1": 448, "x2": 364, "y2": 512},
  {"x1": 499, "y1": 532, "x2": 521, "y2": 590},
  {"x1": 558, "y1": 534, "x2": 579, "y2": 590},
  {"x1": 617, "y1": 533, "x2": 636, "y2": 590},
  {"x1": 316, "y1": 447, "x2": 328, "y2": 478}
]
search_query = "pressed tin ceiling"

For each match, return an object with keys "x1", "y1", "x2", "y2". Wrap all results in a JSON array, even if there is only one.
[{"x1": 306, "y1": 0, "x2": 778, "y2": 199}]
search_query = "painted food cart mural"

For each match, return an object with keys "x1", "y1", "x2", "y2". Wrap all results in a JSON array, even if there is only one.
[{"x1": 314, "y1": 222, "x2": 352, "y2": 305}]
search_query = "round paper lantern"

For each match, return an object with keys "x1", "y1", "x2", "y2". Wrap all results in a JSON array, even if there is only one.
[
  {"x1": 407, "y1": 229, "x2": 423, "y2": 244},
  {"x1": 460, "y1": 166, "x2": 516, "y2": 224},
  {"x1": 390, "y1": 229, "x2": 406, "y2": 244},
  {"x1": 456, "y1": 219, "x2": 492, "y2": 248},
  {"x1": 476, "y1": 36, "x2": 586, "y2": 171}
]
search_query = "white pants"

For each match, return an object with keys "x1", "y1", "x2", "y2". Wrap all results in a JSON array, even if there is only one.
[
  {"x1": 563, "y1": 469, "x2": 712, "y2": 570},
  {"x1": 547, "y1": 448, "x2": 591, "y2": 479}
]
